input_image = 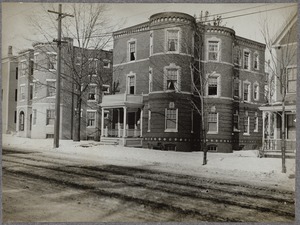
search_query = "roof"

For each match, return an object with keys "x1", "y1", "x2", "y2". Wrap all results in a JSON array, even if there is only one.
[{"x1": 272, "y1": 12, "x2": 297, "y2": 46}]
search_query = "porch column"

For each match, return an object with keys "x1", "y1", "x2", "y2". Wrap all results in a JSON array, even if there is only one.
[
  {"x1": 101, "y1": 107, "x2": 105, "y2": 137},
  {"x1": 123, "y1": 106, "x2": 127, "y2": 137},
  {"x1": 267, "y1": 112, "x2": 271, "y2": 138},
  {"x1": 140, "y1": 109, "x2": 143, "y2": 137},
  {"x1": 117, "y1": 109, "x2": 121, "y2": 137},
  {"x1": 262, "y1": 111, "x2": 266, "y2": 145}
]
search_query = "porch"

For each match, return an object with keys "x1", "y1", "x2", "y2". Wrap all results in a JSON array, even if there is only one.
[{"x1": 100, "y1": 93, "x2": 144, "y2": 147}]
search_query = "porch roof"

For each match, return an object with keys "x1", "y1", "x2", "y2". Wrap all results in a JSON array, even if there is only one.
[
  {"x1": 100, "y1": 93, "x2": 143, "y2": 108},
  {"x1": 259, "y1": 104, "x2": 296, "y2": 112}
]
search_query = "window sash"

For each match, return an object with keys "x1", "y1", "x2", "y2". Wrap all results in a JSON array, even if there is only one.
[
  {"x1": 167, "y1": 30, "x2": 179, "y2": 52},
  {"x1": 243, "y1": 84, "x2": 249, "y2": 101},
  {"x1": 166, "y1": 109, "x2": 177, "y2": 129},
  {"x1": 46, "y1": 110, "x2": 55, "y2": 125},
  {"x1": 208, "y1": 41, "x2": 219, "y2": 61},
  {"x1": 287, "y1": 68, "x2": 297, "y2": 93},
  {"x1": 243, "y1": 52, "x2": 250, "y2": 69},
  {"x1": 47, "y1": 81, "x2": 56, "y2": 97},
  {"x1": 87, "y1": 112, "x2": 96, "y2": 126}
]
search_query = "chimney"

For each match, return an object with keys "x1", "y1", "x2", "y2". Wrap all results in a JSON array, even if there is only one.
[{"x1": 8, "y1": 46, "x2": 13, "y2": 56}]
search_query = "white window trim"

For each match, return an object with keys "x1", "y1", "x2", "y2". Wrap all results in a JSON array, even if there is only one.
[
  {"x1": 253, "y1": 51, "x2": 259, "y2": 70},
  {"x1": 163, "y1": 63, "x2": 181, "y2": 92},
  {"x1": 207, "y1": 37, "x2": 221, "y2": 62},
  {"x1": 254, "y1": 114, "x2": 259, "y2": 132},
  {"x1": 126, "y1": 72, "x2": 136, "y2": 95},
  {"x1": 233, "y1": 111, "x2": 240, "y2": 132},
  {"x1": 149, "y1": 67, "x2": 153, "y2": 93},
  {"x1": 165, "y1": 28, "x2": 181, "y2": 54},
  {"x1": 150, "y1": 31, "x2": 153, "y2": 56},
  {"x1": 102, "y1": 84, "x2": 110, "y2": 95},
  {"x1": 19, "y1": 84, "x2": 26, "y2": 102},
  {"x1": 243, "y1": 49, "x2": 251, "y2": 71},
  {"x1": 207, "y1": 112, "x2": 219, "y2": 134},
  {"x1": 46, "y1": 79, "x2": 56, "y2": 98},
  {"x1": 46, "y1": 52, "x2": 57, "y2": 72},
  {"x1": 164, "y1": 108, "x2": 178, "y2": 133},
  {"x1": 32, "y1": 109, "x2": 37, "y2": 126},
  {"x1": 88, "y1": 58, "x2": 98, "y2": 76},
  {"x1": 86, "y1": 110, "x2": 97, "y2": 128},
  {"x1": 87, "y1": 83, "x2": 97, "y2": 102},
  {"x1": 103, "y1": 59, "x2": 111, "y2": 68},
  {"x1": 20, "y1": 60, "x2": 27, "y2": 77},
  {"x1": 33, "y1": 53, "x2": 39, "y2": 71},
  {"x1": 253, "y1": 82, "x2": 259, "y2": 101},
  {"x1": 286, "y1": 66, "x2": 297, "y2": 94},
  {"x1": 206, "y1": 72, "x2": 221, "y2": 97},
  {"x1": 233, "y1": 78, "x2": 240, "y2": 98},
  {"x1": 243, "y1": 80, "x2": 251, "y2": 102},
  {"x1": 147, "y1": 110, "x2": 151, "y2": 132},
  {"x1": 243, "y1": 112, "x2": 250, "y2": 135},
  {"x1": 128, "y1": 38, "x2": 137, "y2": 62}
]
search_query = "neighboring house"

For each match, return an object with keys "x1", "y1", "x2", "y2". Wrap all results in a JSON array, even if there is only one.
[
  {"x1": 16, "y1": 38, "x2": 113, "y2": 140},
  {"x1": 260, "y1": 13, "x2": 297, "y2": 154},
  {"x1": 100, "y1": 12, "x2": 266, "y2": 152},
  {"x1": 2, "y1": 46, "x2": 18, "y2": 134}
]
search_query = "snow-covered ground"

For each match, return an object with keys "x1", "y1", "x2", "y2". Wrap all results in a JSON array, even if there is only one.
[{"x1": 2, "y1": 134, "x2": 295, "y2": 191}]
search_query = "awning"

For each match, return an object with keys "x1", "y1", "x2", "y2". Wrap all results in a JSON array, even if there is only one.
[{"x1": 100, "y1": 93, "x2": 143, "y2": 108}]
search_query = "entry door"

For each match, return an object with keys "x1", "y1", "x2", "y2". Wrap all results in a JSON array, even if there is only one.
[{"x1": 128, "y1": 112, "x2": 135, "y2": 129}]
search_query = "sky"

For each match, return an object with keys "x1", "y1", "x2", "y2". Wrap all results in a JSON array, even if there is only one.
[{"x1": 2, "y1": 2, "x2": 298, "y2": 57}]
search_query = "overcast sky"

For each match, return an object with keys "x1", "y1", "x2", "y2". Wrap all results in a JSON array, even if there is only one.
[{"x1": 2, "y1": 2, "x2": 297, "y2": 57}]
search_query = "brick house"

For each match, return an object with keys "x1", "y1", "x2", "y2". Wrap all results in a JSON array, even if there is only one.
[
  {"x1": 16, "y1": 38, "x2": 113, "y2": 140},
  {"x1": 2, "y1": 46, "x2": 18, "y2": 134},
  {"x1": 100, "y1": 12, "x2": 266, "y2": 152},
  {"x1": 259, "y1": 13, "x2": 297, "y2": 155}
]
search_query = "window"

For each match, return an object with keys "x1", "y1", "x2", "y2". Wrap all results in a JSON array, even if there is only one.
[
  {"x1": 208, "y1": 77, "x2": 218, "y2": 96},
  {"x1": 20, "y1": 61, "x2": 26, "y2": 76},
  {"x1": 29, "y1": 84, "x2": 33, "y2": 100},
  {"x1": 287, "y1": 67, "x2": 296, "y2": 93},
  {"x1": 102, "y1": 85, "x2": 110, "y2": 95},
  {"x1": 253, "y1": 83, "x2": 259, "y2": 101},
  {"x1": 243, "y1": 83, "x2": 250, "y2": 102},
  {"x1": 166, "y1": 69, "x2": 178, "y2": 91},
  {"x1": 207, "y1": 145, "x2": 217, "y2": 151},
  {"x1": 14, "y1": 111, "x2": 17, "y2": 123},
  {"x1": 15, "y1": 89, "x2": 18, "y2": 101},
  {"x1": 46, "y1": 80, "x2": 56, "y2": 97},
  {"x1": 30, "y1": 60, "x2": 34, "y2": 76},
  {"x1": 129, "y1": 42, "x2": 136, "y2": 61},
  {"x1": 208, "y1": 112, "x2": 218, "y2": 133},
  {"x1": 46, "y1": 109, "x2": 55, "y2": 125},
  {"x1": 34, "y1": 54, "x2": 39, "y2": 70},
  {"x1": 48, "y1": 53, "x2": 57, "y2": 70},
  {"x1": 233, "y1": 79, "x2": 239, "y2": 98},
  {"x1": 33, "y1": 109, "x2": 37, "y2": 125},
  {"x1": 89, "y1": 59, "x2": 98, "y2": 75},
  {"x1": 243, "y1": 50, "x2": 250, "y2": 70},
  {"x1": 167, "y1": 30, "x2": 179, "y2": 52},
  {"x1": 87, "y1": 111, "x2": 96, "y2": 127},
  {"x1": 16, "y1": 67, "x2": 18, "y2": 79},
  {"x1": 253, "y1": 53, "x2": 259, "y2": 70},
  {"x1": 149, "y1": 68, "x2": 153, "y2": 92},
  {"x1": 165, "y1": 108, "x2": 178, "y2": 132},
  {"x1": 33, "y1": 82, "x2": 38, "y2": 98},
  {"x1": 19, "y1": 111, "x2": 25, "y2": 131},
  {"x1": 233, "y1": 110, "x2": 239, "y2": 131},
  {"x1": 103, "y1": 60, "x2": 110, "y2": 68},
  {"x1": 150, "y1": 31, "x2": 153, "y2": 55},
  {"x1": 254, "y1": 112, "x2": 258, "y2": 132},
  {"x1": 20, "y1": 85, "x2": 25, "y2": 100},
  {"x1": 88, "y1": 85, "x2": 97, "y2": 101},
  {"x1": 244, "y1": 111, "x2": 250, "y2": 135},
  {"x1": 46, "y1": 134, "x2": 54, "y2": 139},
  {"x1": 148, "y1": 110, "x2": 151, "y2": 132},
  {"x1": 208, "y1": 41, "x2": 219, "y2": 61},
  {"x1": 127, "y1": 75, "x2": 135, "y2": 94}
]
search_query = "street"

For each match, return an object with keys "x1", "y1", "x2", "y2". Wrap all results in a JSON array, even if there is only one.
[{"x1": 3, "y1": 148, "x2": 295, "y2": 222}]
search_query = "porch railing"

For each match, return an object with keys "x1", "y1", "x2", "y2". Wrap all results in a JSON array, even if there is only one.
[
  {"x1": 263, "y1": 139, "x2": 296, "y2": 151},
  {"x1": 103, "y1": 127, "x2": 141, "y2": 138}
]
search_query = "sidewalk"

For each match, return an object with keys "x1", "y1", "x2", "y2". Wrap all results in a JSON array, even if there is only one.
[{"x1": 2, "y1": 134, "x2": 295, "y2": 191}]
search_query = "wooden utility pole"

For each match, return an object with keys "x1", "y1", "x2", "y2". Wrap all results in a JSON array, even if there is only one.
[{"x1": 48, "y1": 4, "x2": 73, "y2": 148}]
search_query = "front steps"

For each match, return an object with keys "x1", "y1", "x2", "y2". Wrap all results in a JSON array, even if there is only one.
[{"x1": 100, "y1": 137, "x2": 120, "y2": 145}]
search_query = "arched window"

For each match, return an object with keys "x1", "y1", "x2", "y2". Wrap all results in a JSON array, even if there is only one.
[{"x1": 19, "y1": 111, "x2": 25, "y2": 131}]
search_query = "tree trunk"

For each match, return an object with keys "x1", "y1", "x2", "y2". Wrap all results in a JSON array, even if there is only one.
[
  {"x1": 73, "y1": 98, "x2": 82, "y2": 142},
  {"x1": 281, "y1": 100, "x2": 286, "y2": 173}
]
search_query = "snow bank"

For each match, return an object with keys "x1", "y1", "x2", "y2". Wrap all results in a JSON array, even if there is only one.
[{"x1": 2, "y1": 134, "x2": 295, "y2": 191}]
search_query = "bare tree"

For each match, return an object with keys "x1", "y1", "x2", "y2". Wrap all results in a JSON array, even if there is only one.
[{"x1": 27, "y1": 3, "x2": 122, "y2": 141}]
